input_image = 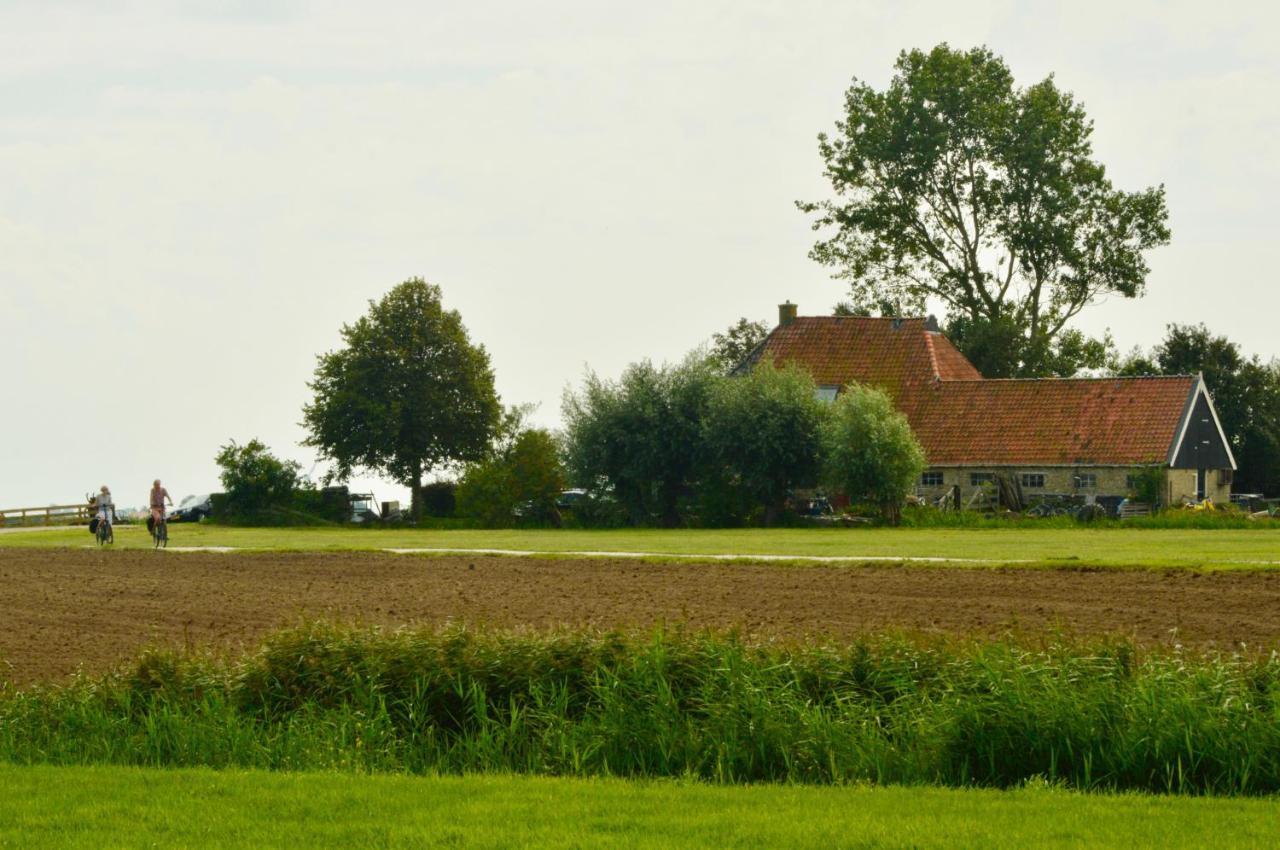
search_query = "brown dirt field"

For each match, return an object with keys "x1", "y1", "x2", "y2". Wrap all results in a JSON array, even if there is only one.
[{"x1": 3, "y1": 548, "x2": 1280, "y2": 684}]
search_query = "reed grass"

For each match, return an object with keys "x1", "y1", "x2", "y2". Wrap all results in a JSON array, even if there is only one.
[{"x1": 3, "y1": 625, "x2": 1278, "y2": 795}]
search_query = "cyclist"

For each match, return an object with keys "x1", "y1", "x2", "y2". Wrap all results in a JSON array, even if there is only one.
[
  {"x1": 150, "y1": 479, "x2": 173, "y2": 531},
  {"x1": 95, "y1": 485, "x2": 116, "y2": 530}
]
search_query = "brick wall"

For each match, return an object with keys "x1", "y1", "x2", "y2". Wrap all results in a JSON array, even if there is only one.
[{"x1": 916, "y1": 465, "x2": 1231, "y2": 505}]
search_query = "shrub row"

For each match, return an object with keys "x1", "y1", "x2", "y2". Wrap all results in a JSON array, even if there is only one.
[{"x1": 3, "y1": 626, "x2": 1278, "y2": 795}]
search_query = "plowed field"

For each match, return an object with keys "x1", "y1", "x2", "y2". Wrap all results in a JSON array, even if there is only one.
[{"x1": 3, "y1": 549, "x2": 1279, "y2": 684}]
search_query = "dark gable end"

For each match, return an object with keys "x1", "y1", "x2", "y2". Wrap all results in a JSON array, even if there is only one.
[{"x1": 1169, "y1": 375, "x2": 1238, "y2": 470}]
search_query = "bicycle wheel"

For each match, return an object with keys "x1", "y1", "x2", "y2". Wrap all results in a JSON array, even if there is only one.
[
  {"x1": 97, "y1": 522, "x2": 106, "y2": 546},
  {"x1": 156, "y1": 520, "x2": 167, "y2": 549}
]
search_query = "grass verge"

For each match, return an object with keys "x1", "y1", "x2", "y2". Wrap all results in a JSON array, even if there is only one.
[
  {"x1": 2, "y1": 524, "x2": 1279, "y2": 568},
  {"x1": 4, "y1": 624, "x2": 1279, "y2": 795},
  {"x1": 3, "y1": 764, "x2": 1279, "y2": 849}
]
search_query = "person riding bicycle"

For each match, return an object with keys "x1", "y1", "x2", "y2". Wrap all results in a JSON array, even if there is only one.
[
  {"x1": 95, "y1": 485, "x2": 116, "y2": 526},
  {"x1": 150, "y1": 479, "x2": 172, "y2": 528}
]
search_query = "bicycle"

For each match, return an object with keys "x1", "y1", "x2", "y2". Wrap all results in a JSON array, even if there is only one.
[
  {"x1": 95, "y1": 513, "x2": 114, "y2": 546},
  {"x1": 150, "y1": 512, "x2": 168, "y2": 549}
]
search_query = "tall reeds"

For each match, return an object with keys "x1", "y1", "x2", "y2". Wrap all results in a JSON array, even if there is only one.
[{"x1": 2, "y1": 625, "x2": 1277, "y2": 794}]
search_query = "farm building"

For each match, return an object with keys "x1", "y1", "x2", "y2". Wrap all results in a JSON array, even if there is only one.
[{"x1": 735, "y1": 304, "x2": 1236, "y2": 507}]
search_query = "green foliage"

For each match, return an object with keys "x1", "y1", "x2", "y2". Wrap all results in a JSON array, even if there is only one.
[
  {"x1": 801, "y1": 44, "x2": 1170, "y2": 378},
  {"x1": 702, "y1": 363, "x2": 827, "y2": 525},
  {"x1": 418, "y1": 481, "x2": 457, "y2": 518},
  {"x1": 1119, "y1": 324, "x2": 1280, "y2": 496},
  {"x1": 5, "y1": 625, "x2": 1280, "y2": 796},
  {"x1": 821, "y1": 385, "x2": 926, "y2": 523},
  {"x1": 707, "y1": 317, "x2": 769, "y2": 375},
  {"x1": 456, "y1": 428, "x2": 564, "y2": 527},
  {"x1": 302, "y1": 279, "x2": 502, "y2": 519},
  {"x1": 1127, "y1": 465, "x2": 1167, "y2": 506},
  {"x1": 214, "y1": 439, "x2": 301, "y2": 519},
  {"x1": 562, "y1": 356, "x2": 717, "y2": 526}
]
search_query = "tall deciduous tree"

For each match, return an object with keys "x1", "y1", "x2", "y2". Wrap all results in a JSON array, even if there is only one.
[
  {"x1": 302, "y1": 279, "x2": 501, "y2": 520},
  {"x1": 800, "y1": 44, "x2": 1170, "y2": 377}
]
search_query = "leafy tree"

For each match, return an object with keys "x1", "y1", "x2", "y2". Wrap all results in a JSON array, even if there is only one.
[
  {"x1": 1118, "y1": 324, "x2": 1280, "y2": 495},
  {"x1": 302, "y1": 279, "x2": 501, "y2": 520},
  {"x1": 562, "y1": 355, "x2": 716, "y2": 526},
  {"x1": 702, "y1": 362, "x2": 827, "y2": 526},
  {"x1": 709, "y1": 318, "x2": 769, "y2": 374},
  {"x1": 800, "y1": 44, "x2": 1170, "y2": 378},
  {"x1": 214, "y1": 439, "x2": 301, "y2": 518},
  {"x1": 456, "y1": 428, "x2": 564, "y2": 527},
  {"x1": 820, "y1": 385, "x2": 926, "y2": 524}
]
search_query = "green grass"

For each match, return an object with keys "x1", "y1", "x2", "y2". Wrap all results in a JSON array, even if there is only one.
[
  {"x1": 4, "y1": 523, "x2": 1280, "y2": 568},
  {"x1": 3, "y1": 765, "x2": 1278, "y2": 850},
  {"x1": 6, "y1": 625, "x2": 1280, "y2": 795}
]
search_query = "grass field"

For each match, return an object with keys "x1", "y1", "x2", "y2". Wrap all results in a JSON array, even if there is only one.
[
  {"x1": 3, "y1": 523, "x2": 1279, "y2": 568},
  {"x1": 3, "y1": 765, "x2": 1278, "y2": 849}
]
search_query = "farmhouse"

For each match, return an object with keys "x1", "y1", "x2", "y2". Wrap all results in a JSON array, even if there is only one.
[{"x1": 735, "y1": 304, "x2": 1236, "y2": 506}]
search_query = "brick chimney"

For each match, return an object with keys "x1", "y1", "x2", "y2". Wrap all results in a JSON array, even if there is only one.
[{"x1": 778, "y1": 301, "x2": 798, "y2": 327}]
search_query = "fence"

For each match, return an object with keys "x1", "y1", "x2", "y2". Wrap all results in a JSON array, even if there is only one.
[{"x1": 0, "y1": 503, "x2": 92, "y2": 527}]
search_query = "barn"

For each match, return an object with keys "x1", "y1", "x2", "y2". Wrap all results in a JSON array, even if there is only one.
[{"x1": 735, "y1": 304, "x2": 1236, "y2": 506}]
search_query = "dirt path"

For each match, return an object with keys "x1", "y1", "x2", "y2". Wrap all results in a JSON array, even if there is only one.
[{"x1": 3, "y1": 549, "x2": 1279, "y2": 684}]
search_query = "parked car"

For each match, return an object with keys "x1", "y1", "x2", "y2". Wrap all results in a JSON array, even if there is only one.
[
  {"x1": 170, "y1": 494, "x2": 213, "y2": 523},
  {"x1": 555, "y1": 489, "x2": 590, "y2": 510}
]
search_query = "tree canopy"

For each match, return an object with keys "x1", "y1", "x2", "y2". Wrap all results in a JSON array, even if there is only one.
[
  {"x1": 1118, "y1": 324, "x2": 1280, "y2": 496},
  {"x1": 708, "y1": 318, "x2": 769, "y2": 374},
  {"x1": 801, "y1": 44, "x2": 1170, "y2": 378},
  {"x1": 302, "y1": 279, "x2": 501, "y2": 519}
]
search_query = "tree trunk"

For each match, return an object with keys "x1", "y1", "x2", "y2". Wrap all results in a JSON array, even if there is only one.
[{"x1": 411, "y1": 463, "x2": 423, "y2": 523}]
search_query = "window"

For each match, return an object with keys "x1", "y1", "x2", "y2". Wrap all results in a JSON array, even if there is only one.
[
  {"x1": 1020, "y1": 473, "x2": 1046, "y2": 489},
  {"x1": 814, "y1": 386, "x2": 839, "y2": 403},
  {"x1": 1125, "y1": 474, "x2": 1138, "y2": 491},
  {"x1": 921, "y1": 471, "x2": 944, "y2": 487},
  {"x1": 1074, "y1": 473, "x2": 1097, "y2": 489},
  {"x1": 970, "y1": 472, "x2": 995, "y2": 487}
]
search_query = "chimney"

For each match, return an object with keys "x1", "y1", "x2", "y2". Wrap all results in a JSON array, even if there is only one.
[{"x1": 778, "y1": 301, "x2": 798, "y2": 327}]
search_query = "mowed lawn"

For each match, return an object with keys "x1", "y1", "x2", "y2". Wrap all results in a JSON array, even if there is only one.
[
  {"x1": 2, "y1": 765, "x2": 1277, "y2": 850},
  {"x1": 2, "y1": 524, "x2": 1279, "y2": 567}
]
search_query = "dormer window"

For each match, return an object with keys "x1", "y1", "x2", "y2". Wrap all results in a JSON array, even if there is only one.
[{"x1": 814, "y1": 386, "x2": 839, "y2": 403}]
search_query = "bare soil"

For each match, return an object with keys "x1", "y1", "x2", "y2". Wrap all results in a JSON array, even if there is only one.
[{"x1": 3, "y1": 549, "x2": 1279, "y2": 684}]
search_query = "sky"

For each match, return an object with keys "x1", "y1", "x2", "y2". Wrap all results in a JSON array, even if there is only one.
[{"x1": 2, "y1": 0, "x2": 1277, "y2": 509}]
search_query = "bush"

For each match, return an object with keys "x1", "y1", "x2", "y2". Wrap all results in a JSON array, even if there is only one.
[
  {"x1": 456, "y1": 429, "x2": 564, "y2": 527},
  {"x1": 213, "y1": 439, "x2": 301, "y2": 522},
  {"x1": 562, "y1": 356, "x2": 716, "y2": 527},
  {"x1": 419, "y1": 481, "x2": 457, "y2": 518},
  {"x1": 702, "y1": 362, "x2": 826, "y2": 526},
  {"x1": 822, "y1": 385, "x2": 926, "y2": 524}
]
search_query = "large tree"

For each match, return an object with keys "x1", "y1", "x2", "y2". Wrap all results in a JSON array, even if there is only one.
[
  {"x1": 302, "y1": 279, "x2": 501, "y2": 520},
  {"x1": 800, "y1": 44, "x2": 1170, "y2": 377},
  {"x1": 1118, "y1": 324, "x2": 1280, "y2": 496}
]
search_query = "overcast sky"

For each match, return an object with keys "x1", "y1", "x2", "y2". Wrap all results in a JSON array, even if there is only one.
[{"x1": 2, "y1": 1, "x2": 1277, "y2": 509}]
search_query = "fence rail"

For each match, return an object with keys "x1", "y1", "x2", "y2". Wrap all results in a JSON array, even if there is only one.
[{"x1": 0, "y1": 503, "x2": 92, "y2": 527}]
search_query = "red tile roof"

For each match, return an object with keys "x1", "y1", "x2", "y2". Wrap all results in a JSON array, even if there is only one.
[
  {"x1": 902, "y1": 377, "x2": 1196, "y2": 466},
  {"x1": 742, "y1": 317, "x2": 980, "y2": 399},
  {"x1": 745, "y1": 316, "x2": 1197, "y2": 467}
]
